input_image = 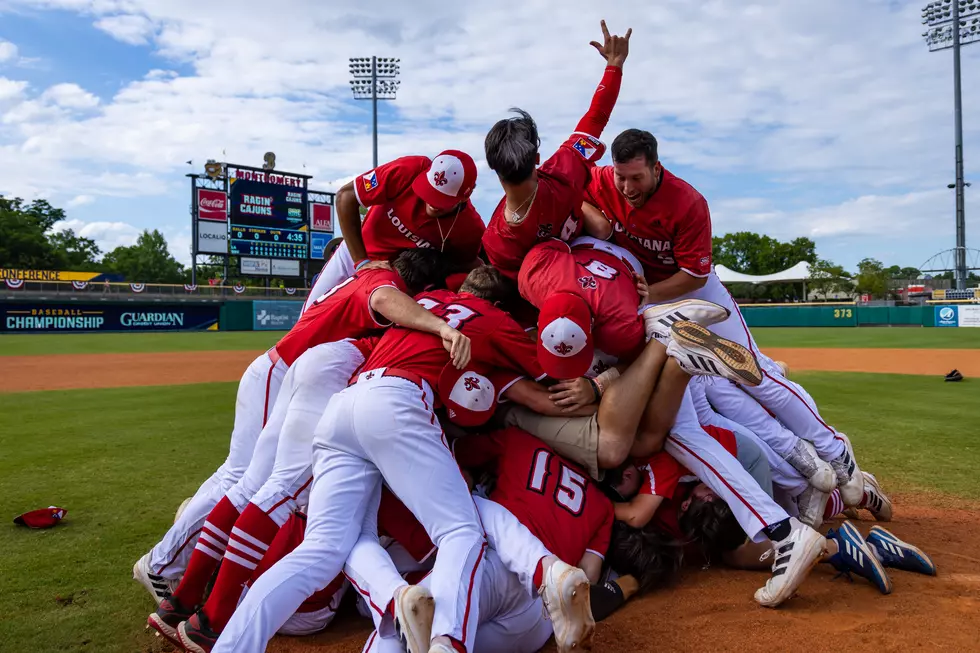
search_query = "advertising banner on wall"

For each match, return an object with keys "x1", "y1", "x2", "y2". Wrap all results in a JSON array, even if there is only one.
[
  {"x1": 271, "y1": 259, "x2": 301, "y2": 277},
  {"x1": 252, "y1": 300, "x2": 302, "y2": 331},
  {"x1": 197, "y1": 220, "x2": 229, "y2": 254},
  {"x1": 957, "y1": 305, "x2": 980, "y2": 327},
  {"x1": 241, "y1": 257, "x2": 272, "y2": 275},
  {"x1": 198, "y1": 189, "x2": 228, "y2": 222},
  {"x1": 935, "y1": 305, "x2": 958, "y2": 327},
  {"x1": 1, "y1": 303, "x2": 219, "y2": 333},
  {"x1": 310, "y1": 202, "x2": 333, "y2": 232},
  {"x1": 310, "y1": 232, "x2": 331, "y2": 260}
]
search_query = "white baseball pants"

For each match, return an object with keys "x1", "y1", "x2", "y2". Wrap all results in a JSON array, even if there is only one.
[
  {"x1": 665, "y1": 391, "x2": 789, "y2": 542},
  {"x1": 148, "y1": 351, "x2": 287, "y2": 577},
  {"x1": 650, "y1": 272, "x2": 845, "y2": 460},
  {"x1": 214, "y1": 373, "x2": 486, "y2": 653},
  {"x1": 227, "y1": 340, "x2": 364, "y2": 524},
  {"x1": 305, "y1": 241, "x2": 355, "y2": 312}
]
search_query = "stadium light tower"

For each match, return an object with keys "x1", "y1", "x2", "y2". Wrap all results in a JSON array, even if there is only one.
[
  {"x1": 349, "y1": 57, "x2": 401, "y2": 168},
  {"x1": 922, "y1": 0, "x2": 980, "y2": 290}
]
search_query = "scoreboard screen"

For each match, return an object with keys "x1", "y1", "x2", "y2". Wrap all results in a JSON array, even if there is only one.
[{"x1": 228, "y1": 175, "x2": 308, "y2": 259}]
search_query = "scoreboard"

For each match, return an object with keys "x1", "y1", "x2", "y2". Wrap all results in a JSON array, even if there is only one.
[{"x1": 228, "y1": 173, "x2": 309, "y2": 259}]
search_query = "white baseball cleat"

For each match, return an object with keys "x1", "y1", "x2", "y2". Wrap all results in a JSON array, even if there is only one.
[
  {"x1": 133, "y1": 552, "x2": 178, "y2": 606},
  {"x1": 667, "y1": 321, "x2": 763, "y2": 386},
  {"x1": 785, "y1": 439, "x2": 837, "y2": 493},
  {"x1": 860, "y1": 472, "x2": 893, "y2": 522},
  {"x1": 795, "y1": 486, "x2": 830, "y2": 529},
  {"x1": 754, "y1": 518, "x2": 827, "y2": 608},
  {"x1": 642, "y1": 299, "x2": 730, "y2": 342},
  {"x1": 393, "y1": 585, "x2": 435, "y2": 653},
  {"x1": 174, "y1": 496, "x2": 193, "y2": 523},
  {"x1": 538, "y1": 559, "x2": 594, "y2": 652},
  {"x1": 830, "y1": 433, "x2": 864, "y2": 507}
]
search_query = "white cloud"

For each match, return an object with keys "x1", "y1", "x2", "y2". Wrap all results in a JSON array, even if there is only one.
[
  {"x1": 93, "y1": 14, "x2": 154, "y2": 45},
  {"x1": 66, "y1": 194, "x2": 94, "y2": 207},
  {"x1": 50, "y1": 218, "x2": 142, "y2": 252},
  {"x1": 41, "y1": 83, "x2": 100, "y2": 109},
  {"x1": 0, "y1": 39, "x2": 17, "y2": 63},
  {"x1": 0, "y1": 76, "x2": 27, "y2": 102},
  {"x1": 1, "y1": 0, "x2": 978, "y2": 268}
]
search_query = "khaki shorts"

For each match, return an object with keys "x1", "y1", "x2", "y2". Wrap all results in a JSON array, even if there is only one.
[{"x1": 500, "y1": 405, "x2": 602, "y2": 480}]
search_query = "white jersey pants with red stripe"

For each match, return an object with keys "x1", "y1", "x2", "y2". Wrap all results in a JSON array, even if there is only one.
[
  {"x1": 305, "y1": 241, "x2": 355, "y2": 312},
  {"x1": 214, "y1": 374, "x2": 486, "y2": 653},
  {"x1": 232, "y1": 340, "x2": 365, "y2": 524},
  {"x1": 148, "y1": 351, "x2": 287, "y2": 578},
  {"x1": 654, "y1": 272, "x2": 845, "y2": 461},
  {"x1": 664, "y1": 391, "x2": 789, "y2": 543}
]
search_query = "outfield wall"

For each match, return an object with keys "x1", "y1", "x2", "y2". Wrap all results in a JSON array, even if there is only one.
[
  {"x1": 1, "y1": 298, "x2": 223, "y2": 333},
  {"x1": 740, "y1": 304, "x2": 980, "y2": 328}
]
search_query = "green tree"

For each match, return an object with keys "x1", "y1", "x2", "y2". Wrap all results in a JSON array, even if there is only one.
[
  {"x1": 47, "y1": 229, "x2": 102, "y2": 270},
  {"x1": 807, "y1": 258, "x2": 853, "y2": 297},
  {"x1": 0, "y1": 196, "x2": 65, "y2": 269},
  {"x1": 712, "y1": 232, "x2": 817, "y2": 275},
  {"x1": 855, "y1": 258, "x2": 890, "y2": 299},
  {"x1": 103, "y1": 229, "x2": 185, "y2": 283}
]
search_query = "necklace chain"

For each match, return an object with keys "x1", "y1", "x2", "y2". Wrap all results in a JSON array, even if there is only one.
[
  {"x1": 436, "y1": 205, "x2": 462, "y2": 253},
  {"x1": 506, "y1": 183, "x2": 538, "y2": 224}
]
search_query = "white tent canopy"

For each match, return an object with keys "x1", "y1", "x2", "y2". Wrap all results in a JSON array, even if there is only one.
[{"x1": 714, "y1": 261, "x2": 812, "y2": 285}]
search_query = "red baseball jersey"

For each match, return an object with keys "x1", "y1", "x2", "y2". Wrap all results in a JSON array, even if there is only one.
[
  {"x1": 275, "y1": 269, "x2": 404, "y2": 366},
  {"x1": 454, "y1": 427, "x2": 614, "y2": 565},
  {"x1": 481, "y1": 66, "x2": 623, "y2": 280},
  {"x1": 362, "y1": 289, "x2": 546, "y2": 394},
  {"x1": 354, "y1": 156, "x2": 485, "y2": 263},
  {"x1": 586, "y1": 166, "x2": 713, "y2": 283},
  {"x1": 640, "y1": 425, "x2": 738, "y2": 539},
  {"x1": 519, "y1": 239, "x2": 644, "y2": 361}
]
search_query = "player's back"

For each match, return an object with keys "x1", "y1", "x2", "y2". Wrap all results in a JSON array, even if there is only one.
[
  {"x1": 487, "y1": 428, "x2": 613, "y2": 565},
  {"x1": 275, "y1": 268, "x2": 404, "y2": 366}
]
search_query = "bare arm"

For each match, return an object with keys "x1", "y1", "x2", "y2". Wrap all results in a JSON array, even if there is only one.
[
  {"x1": 336, "y1": 182, "x2": 367, "y2": 264},
  {"x1": 613, "y1": 493, "x2": 663, "y2": 529},
  {"x1": 644, "y1": 270, "x2": 707, "y2": 304},
  {"x1": 581, "y1": 201, "x2": 613, "y2": 240},
  {"x1": 503, "y1": 380, "x2": 598, "y2": 417},
  {"x1": 578, "y1": 551, "x2": 604, "y2": 585},
  {"x1": 370, "y1": 286, "x2": 471, "y2": 368}
]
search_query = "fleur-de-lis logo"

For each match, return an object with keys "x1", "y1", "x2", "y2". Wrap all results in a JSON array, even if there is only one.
[
  {"x1": 464, "y1": 376, "x2": 481, "y2": 391},
  {"x1": 578, "y1": 275, "x2": 597, "y2": 290},
  {"x1": 365, "y1": 371, "x2": 375, "y2": 380},
  {"x1": 433, "y1": 170, "x2": 448, "y2": 186},
  {"x1": 554, "y1": 342, "x2": 574, "y2": 355}
]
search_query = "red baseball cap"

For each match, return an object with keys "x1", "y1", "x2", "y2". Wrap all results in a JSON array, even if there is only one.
[
  {"x1": 537, "y1": 293, "x2": 594, "y2": 379},
  {"x1": 412, "y1": 150, "x2": 477, "y2": 211},
  {"x1": 437, "y1": 364, "x2": 498, "y2": 427},
  {"x1": 14, "y1": 506, "x2": 67, "y2": 529}
]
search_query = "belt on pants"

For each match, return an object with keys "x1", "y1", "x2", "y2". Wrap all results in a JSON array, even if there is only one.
[{"x1": 348, "y1": 367, "x2": 426, "y2": 391}]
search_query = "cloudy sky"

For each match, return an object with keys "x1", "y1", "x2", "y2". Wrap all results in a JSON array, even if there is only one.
[{"x1": 1, "y1": 0, "x2": 978, "y2": 272}]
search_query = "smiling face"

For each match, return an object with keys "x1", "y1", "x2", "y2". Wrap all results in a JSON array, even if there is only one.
[{"x1": 612, "y1": 155, "x2": 661, "y2": 208}]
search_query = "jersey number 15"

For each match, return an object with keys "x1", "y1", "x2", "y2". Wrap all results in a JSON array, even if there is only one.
[{"x1": 527, "y1": 449, "x2": 587, "y2": 516}]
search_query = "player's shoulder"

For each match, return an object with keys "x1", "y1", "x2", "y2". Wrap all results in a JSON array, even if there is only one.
[
  {"x1": 660, "y1": 168, "x2": 705, "y2": 205},
  {"x1": 387, "y1": 155, "x2": 431, "y2": 174}
]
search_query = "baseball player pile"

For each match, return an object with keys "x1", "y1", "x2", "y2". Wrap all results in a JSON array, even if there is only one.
[{"x1": 132, "y1": 22, "x2": 938, "y2": 653}]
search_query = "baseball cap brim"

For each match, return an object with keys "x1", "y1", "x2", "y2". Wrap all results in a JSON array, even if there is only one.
[
  {"x1": 537, "y1": 294, "x2": 593, "y2": 380},
  {"x1": 412, "y1": 172, "x2": 461, "y2": 211}
]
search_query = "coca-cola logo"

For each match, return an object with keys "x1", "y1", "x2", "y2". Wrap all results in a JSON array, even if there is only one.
[
  {"x1": 198, "y1": 189, "x2": 228, "y2": 222},
  {"x1": 200, "y1": 196, "x2": 226, "y2": 210}
]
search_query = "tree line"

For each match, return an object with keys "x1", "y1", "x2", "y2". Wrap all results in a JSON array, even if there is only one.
[{"x1": 2, "y1": 195, "x2": 973, "y2": 296}]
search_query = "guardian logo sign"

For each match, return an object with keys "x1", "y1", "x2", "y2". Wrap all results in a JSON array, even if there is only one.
[{"x1": 935, "y1": 305, "x2": 958, "y2": 327}]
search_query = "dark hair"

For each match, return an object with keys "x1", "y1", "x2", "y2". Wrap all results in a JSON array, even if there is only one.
[
  {"x1": 611, "y1": 129, "x2": 659, "y2": 166},
  {"x1": 485, "y1": 108, "x2": 540, "y2": 185},
  {"x1": 459, "y1": 265, "x2": 513, "y2": 304},
  {"x1": 678, "y1": 495, "x2": 746, "y2": 556},
  {"x1": 323, "y1": 237, "x2": 344, "y2": 262},
  {"x1": 391, "y1": 249, "x2": 448, "y2": 295},
  {"x1": 606, "y1": 521, "x2": 683, "y2": 594}
]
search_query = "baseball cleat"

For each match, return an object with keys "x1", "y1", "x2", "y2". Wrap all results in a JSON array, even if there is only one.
[
  {"x1": 828, "y1": 434, "x2": 864, "y2": 507},
  {"x1": 826, "y1": 521, "x2": 893, "y2": 594},
  {"x1": 133, "y1": 552, "x2": 179, "y2": 606},
  {"x1": 178, "y1": 611, "x2": 219, "y2": 653},
  {"x1": 175, "y1": 496, "x2": 193, "y2": 523},
  {"x1": 859, "y1": 472, "x2": 893, "y2": 522},
  {"x1": 146, "y1": 595, "x2": 194, "y2": 649},
  {"x1": 754, "y1": 518, "x2": 827, "y2": 608},
  {"x1": 795, "y1": 486, "x2": 830, "y2": 529},
  {"x1": 667, "y1": 321, "x2": 763, "y2": 386},
  {"x1": 642, "y1": 299, "x2": 730, "y2": 342},
  {"x1": 539, "y1": 559, "x2": 595, "y2": 652},
  {"x1": 393, "y1": 585, "x2": 435, "y2": 653},
  {"x1": 867, "y1": 525, "x2": 936, "y2": 576},
  {"x1": 785, "y1": 439, "x2": 837, "y2": 493}
]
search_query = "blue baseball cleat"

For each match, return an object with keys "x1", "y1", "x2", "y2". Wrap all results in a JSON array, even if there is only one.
[
  {"x1": 826, "y1": 521, "x2": 893, "y2": 594},
  {"x1": 867, "y1": 525, "x2": 937, "y2": 576}
]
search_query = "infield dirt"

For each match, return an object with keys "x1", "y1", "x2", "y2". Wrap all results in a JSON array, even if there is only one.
[{"x1": 4, "y1": 347, "x2": 980, "y2": 393}]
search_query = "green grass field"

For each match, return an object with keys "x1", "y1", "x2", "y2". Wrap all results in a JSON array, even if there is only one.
[{"x1": 1, "y1": 327, "x2": 978, "y2": 357}]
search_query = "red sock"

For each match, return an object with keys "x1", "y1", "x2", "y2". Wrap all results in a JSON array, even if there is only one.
[
  {"x1": 823, "y1": 489, "x2": 844, "y2": 521},
  {"x1": 532, "y1": 558, "x2": 545, "y2": 590},
  {"x1": 172, "y1": 496, "x2": 241, "y2": 607},
  {"x1": 202, "y1": 502, "x2": 280, "y2": 631}
]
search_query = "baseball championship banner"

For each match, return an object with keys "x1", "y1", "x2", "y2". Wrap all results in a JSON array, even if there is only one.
[
  {"x1": 1, "y1": 302, "x2": 220, "y2": 333},
  {"x1": 252, "y1": 300, "x2": 302, "y2": 331}
]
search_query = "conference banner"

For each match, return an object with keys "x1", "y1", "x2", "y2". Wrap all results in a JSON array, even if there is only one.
[{"x1": 1, "y1": 303, "x2": 219, "y2": 333}]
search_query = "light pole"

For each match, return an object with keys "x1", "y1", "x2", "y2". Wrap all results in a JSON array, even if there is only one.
[
  {"x1": 922, "y1": 0, "x2": 979, "y2": 290},
  {"x1": 349, "y1": 57, "x2": 401, "y2": 169}
]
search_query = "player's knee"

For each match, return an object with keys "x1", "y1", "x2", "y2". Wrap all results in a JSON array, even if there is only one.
[{"x1": 597, "y1": 430, "x2": 631, "y2": 470}]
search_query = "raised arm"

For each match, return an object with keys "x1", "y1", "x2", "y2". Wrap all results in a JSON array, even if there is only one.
[{"x1": 574, "y1": 20, "x2": 631, "y2": 139}]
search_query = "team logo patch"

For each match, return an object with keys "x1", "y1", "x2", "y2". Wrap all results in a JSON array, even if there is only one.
[
  {"x1": 578, "y1": 275, "x2": 597, "y2": 290},
  {"x1": 464, "y1": 376, "x2": 481, "y2": 391},
  {"x1": 700, "y1": 256, "x2": 710, "y2": 266},
  {"x1": 433, "y1": 170, "x2": 448, "y2": 186},
  {"x1": 554, "y1": 341, "x2": 574, "y2": 356},
  {"x1": 362, "y1": 171, "x2": 379, "y2": 192},
  {"x1": 572, "y1": 137, "x2": 597, "y2": 159},
  {"x1": 537, "y1": 224, "x2": 553, "y2": 239}
]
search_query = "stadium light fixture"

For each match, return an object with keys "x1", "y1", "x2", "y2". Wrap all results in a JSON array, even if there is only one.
[
  {"x1": 349, "y1": 56, "x2": 402, "y2": 168},
  {"x1": 923, "y1": 0, "x2": 979, "y2": 289}
]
